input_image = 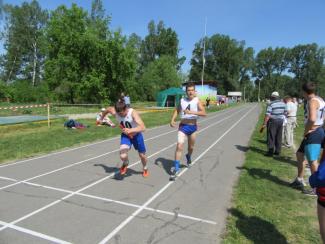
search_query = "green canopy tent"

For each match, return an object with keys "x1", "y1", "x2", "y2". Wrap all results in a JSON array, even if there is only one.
[{"x1": 156, "y1": 87, "x2": 185, "y2": 107}]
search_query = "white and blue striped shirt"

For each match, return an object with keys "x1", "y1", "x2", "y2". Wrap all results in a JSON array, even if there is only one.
[{"x1": 266, "y1": 100, "x2": 287, "y2": 120}]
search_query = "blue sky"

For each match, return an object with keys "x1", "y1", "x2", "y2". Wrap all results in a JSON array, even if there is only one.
[{"x1": 1, "y1": 0, "x2": 325, "y2": 72}]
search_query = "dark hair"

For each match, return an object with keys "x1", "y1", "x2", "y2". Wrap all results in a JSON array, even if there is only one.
[
  {"x1": 186, "y1": 82, "x2": 195, "y2": 91},
  {"x1": 302, "y1": 82, "x2": 316, "y2": 95},
  {"x1": 115, "y1": 101, "x2": 127, "y2": 113}
]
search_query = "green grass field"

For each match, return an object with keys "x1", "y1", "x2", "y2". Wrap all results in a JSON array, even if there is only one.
[
  {"x1": 0, "y1": 103, "x2": 236, "y2": 164},
  {"x1": 222, "y1": 105, "x2": 320, "y2": 243}
]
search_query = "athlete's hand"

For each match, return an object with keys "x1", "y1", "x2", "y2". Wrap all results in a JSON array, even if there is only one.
[
  {"x1": 184, "y1": 109, "x2": 192, "y2": 114},
  {"x1": 122, "y1": 128, "x2": 132, "y2": 135},
  {"x1": 170, "y1": 121, "x2": 176, "y2": 127}
]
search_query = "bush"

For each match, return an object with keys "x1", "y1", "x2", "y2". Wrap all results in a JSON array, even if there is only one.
[
  {"x1": 0, "y1": 80, "x2": 13, "y2": 101},
  {"x1": 22, "y1": 109, "x2": 32, "y2": 114},
  {"x1": 10, "y1": 80, "x2": 53, "y2": 103}
]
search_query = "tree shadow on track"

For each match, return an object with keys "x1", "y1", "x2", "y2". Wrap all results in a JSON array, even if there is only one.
[{"x1": 228, "y1": 208, "x2": 288, "y2": 244}]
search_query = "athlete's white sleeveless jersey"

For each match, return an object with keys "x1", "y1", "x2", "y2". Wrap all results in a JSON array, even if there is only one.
[
  {"x1": 304, "y1": 96, "x2": 325, "y2": 126},
  {"x1": 116, "y1": 108, "x2": 137, "y2": 128},
  {"x1": 180, "y1": 97, "x2": 199, "y2": 120}
]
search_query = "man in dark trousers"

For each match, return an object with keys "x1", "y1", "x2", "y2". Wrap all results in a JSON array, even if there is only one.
[
  {"x1": 261, "y1": 91, "x2": 287, "y2": 157},
  {"x1": 206, "y1": 96, "x2": 211, "y2": 109}
]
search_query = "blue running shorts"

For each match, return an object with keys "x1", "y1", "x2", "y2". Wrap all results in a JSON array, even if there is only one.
[{"x1": 120, "y1": 133, "x2": 146, "y2": 153}]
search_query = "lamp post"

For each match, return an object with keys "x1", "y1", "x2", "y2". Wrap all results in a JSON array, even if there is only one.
[
  {"x1": 201, "y1": 17, "x2": 207, "y2": 97},
  {"x1": 257, "y1": 79, "x2": 261, "y2": 102},
  {"x1": 243, "y1": 86, "x2": 246, "y2": 103}
]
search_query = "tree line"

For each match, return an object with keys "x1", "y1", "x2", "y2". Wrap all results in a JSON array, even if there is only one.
[{"x1": 0, "y1": 0, "x2": 324, "y2": 104}]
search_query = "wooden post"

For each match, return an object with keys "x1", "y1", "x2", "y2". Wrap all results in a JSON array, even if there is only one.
[{"x1": 47, "y1": 103, "x2": 50, "y2": 128}]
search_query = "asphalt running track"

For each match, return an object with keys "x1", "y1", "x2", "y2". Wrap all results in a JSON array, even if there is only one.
[{"x1": 0, "y1": 103, "x2": 261, "y2": 244}]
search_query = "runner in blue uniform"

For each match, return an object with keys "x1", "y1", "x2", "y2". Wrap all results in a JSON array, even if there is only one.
[
  {"x1": 101, "y1": 100, "x2": 149, "y2": 177},
  {"x1": 169, "y1": 82, "x2": 206, "y2": 180}
]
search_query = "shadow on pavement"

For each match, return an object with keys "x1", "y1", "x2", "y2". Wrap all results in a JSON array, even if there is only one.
[
  {"x1": 94, "y1": 163, "x2": 142, "y2": 180},
  {"x1": 154, "y1": 157, "x2": 186, "y2": 175}
]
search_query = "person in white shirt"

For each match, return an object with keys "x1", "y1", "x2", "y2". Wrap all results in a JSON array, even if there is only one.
[
  {"x1": 96, "y1": 108, "x2": 116, "y2": 127},
  {"x1": 124, "y1": 94, "x2": 131, "y2": 108},
  {"x1": 169, "y1": 82, "x2": 206, "y2": 180},
  {"x1": 283, "y1": 96, "x2": 297, "y2": 147},
  {"x1": 101, "y1": 101, "x2": 149, "y2": 177}
]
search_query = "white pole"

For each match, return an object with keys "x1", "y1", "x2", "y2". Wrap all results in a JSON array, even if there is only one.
[
  {"x1": 47, "y1": 103, "x2": 50, "y2": 128},
  {"x1": 258, "y1": 79, "x2": 261, "y2": 102},
  {"x1": 201, "y1": 17, "x2": 207, "y2": 97},
  {"x1": 244, "y1": 86, "x2": 246, "y2": 103}
]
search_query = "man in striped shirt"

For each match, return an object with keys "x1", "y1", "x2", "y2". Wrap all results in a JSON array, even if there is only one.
[{"x1": 261, "y1": 91, "x2": 287, "y2": 157}]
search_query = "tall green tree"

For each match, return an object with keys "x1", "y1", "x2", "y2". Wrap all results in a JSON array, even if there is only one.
[
  {"x1": 1, "y1": 0, "x2": 48, "y2": 85},
  {"x1": 45, "y1": 4, "x2": 89, "y2": 103},
  {"x1": 89, "y1": 0, "x2": 110, "y2": 40},
  {"x1": 190, "y1": 34, "x2": 250, "y2": 95},
  {"x1": 45, "y1": 2, "x2": 138, "y2": 103},
  {"x1": 288, "y1": 44, "x2": 325, "y2": 88},
  {"x1": 316, "y1": 65, "x2": 325, "y2": 97},
  {"x1": 140, "y1": 55, "x2": 182, "y2": 101},
  {"x1": 140, "y1": 20, "x2": 185, "y2": 71},
  {"x1": 254, "y1": 47, "x2": 290, "y2": 97}
]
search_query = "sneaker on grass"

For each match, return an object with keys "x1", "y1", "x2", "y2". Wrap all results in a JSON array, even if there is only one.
[
  {"x1": 302, "y1": 188, "x2": 317, "y2": 197},
  {"x1": 289, "y1": 178, "x2": 306, "y2": 190}
]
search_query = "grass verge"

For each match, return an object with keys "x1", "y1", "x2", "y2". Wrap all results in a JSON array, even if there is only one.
[
  {"x1": 0, "y1": 103, "x2": 237, "y2": 164},
  {"x1": 222, "y1": 106, "x2": 320, "y2": 243}
]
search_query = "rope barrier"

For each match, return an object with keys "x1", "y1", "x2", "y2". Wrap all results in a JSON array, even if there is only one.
[{"x1": 0, "y1": 104, "x2": 48, "y2": 110}]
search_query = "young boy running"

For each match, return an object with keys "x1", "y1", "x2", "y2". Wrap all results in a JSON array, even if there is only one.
[
  {"x1": 169, "y1": 82, "x2": 206, "y2": 180},
  {"x1": 101, "y1": 100, "x2": 149, "y2": 177}
]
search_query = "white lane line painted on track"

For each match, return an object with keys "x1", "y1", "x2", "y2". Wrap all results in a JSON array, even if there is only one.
[
  {"x1": 0, "y1": 220, "x2": 71, "y2": 244},
  {"x1": 0, "y1": 107, "x2": 246, "y2": 191},
  {"x1": 0, "y1": 123, "x2": 172, "y2": 168},
  {"x1": 0, "y1": 176, "x2": 18, "y2": 182},
  {"x1": 0, "y1": 106, "x2": 249, "y2": 233},
  {"x1": 98, "y1": 105, "x2": 257, "y2": 244},
  {"x1": 0, "y1": 106, "x2": 243, "y2": 168},
  {"x1": 16, "y1": 181, "x2": 217, "y2": 225}
]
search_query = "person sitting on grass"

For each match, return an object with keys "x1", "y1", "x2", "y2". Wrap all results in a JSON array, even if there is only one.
[{"x1": 96, "y1": 108, "x2": 116, "y2": 127}]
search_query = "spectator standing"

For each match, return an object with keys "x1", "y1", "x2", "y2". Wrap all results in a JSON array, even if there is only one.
[
  {"x1": 261, "y1": 91, "x2": 287, "y2": 157},
  {"x1": 206, "y1": 96, "x2": 211, "y2": 109},
  {"x1": 283, "y1": 96, "x2": 297, "y2": 147},
  {"x1": 124, "y1": 94, "x2": 131, "y2": 108}
]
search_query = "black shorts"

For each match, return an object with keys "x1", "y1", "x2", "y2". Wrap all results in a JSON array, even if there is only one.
[
  {"x1": 297, "y1": 127, "x2": 325, "y2": 153},
  {"x1": 318, "y1": 199, "x2": 325, "y2": 208}
]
